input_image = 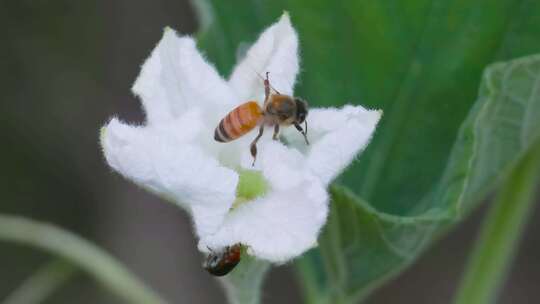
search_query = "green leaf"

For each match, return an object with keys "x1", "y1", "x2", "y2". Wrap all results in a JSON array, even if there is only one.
[
  {"x1": 297, "y1": 186, "x2": 442, "y2": 304},
  {"x1": 433, "y1": 54, "x2": 540, "y2": 217},
  {"x1": 194, "y1": 1, "x2": 540, "y2": 302},
  {"x1": 297, "y1": 54, "x2": 540, "y2": 303}
]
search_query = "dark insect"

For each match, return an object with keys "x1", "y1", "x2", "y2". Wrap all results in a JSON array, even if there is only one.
[
  {"x1": 214, "y1": 72, "x2": 309, "y2": 166},
  {"x1": 203, "y1": 244, "x2": 242, "y2": 276}
]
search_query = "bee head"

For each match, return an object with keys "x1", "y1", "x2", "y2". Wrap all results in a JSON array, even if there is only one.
[{"x1": 294, "y1": 98, "x2": 308, "y2": 124}]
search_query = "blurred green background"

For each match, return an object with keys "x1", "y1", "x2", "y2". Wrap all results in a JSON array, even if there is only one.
[{"x1": 1, "y1": 1, "x2": 538, "y2": 303}]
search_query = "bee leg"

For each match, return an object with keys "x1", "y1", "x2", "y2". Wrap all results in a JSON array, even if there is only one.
[
  {"x1": 294, "y1": 123, "x2": 310, "y2": 145},
  {"x1": 250, "y1": 125, "x2": 265, "y2": 166},
  {"x1": 262, "y1": 72, "x2": 271, "y2": 108},
  {"x1": 272, "y1": 124, "x2": 280, "y2": 140},
  {"x1": 264, "y1": 72, "x2": 270, "y2": 101}
]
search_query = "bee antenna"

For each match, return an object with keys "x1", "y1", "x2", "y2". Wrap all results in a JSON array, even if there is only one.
[
  {"x1": 252, "y1": 69, "x2": 265, "y2": 81},
  {"x1": 305, "y1": 120, "x2": 308, "y2": 137}
]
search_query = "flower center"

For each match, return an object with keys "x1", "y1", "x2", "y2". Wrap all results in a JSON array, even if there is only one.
[{"x1": 232, "y1": 169, "x2": 268, "y2": 209}]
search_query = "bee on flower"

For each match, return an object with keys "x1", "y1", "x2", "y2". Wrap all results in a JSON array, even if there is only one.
[
  {"x1": 100, "y1": 13, "x2": 381, "y2": 275},
  {"x1": 215, "y1": 71, "x2": 310, "y2": 166}
]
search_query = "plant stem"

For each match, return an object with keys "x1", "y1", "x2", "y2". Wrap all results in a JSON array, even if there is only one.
[
  {"x1": 0, "y1": 215, "x2": 167, "y2": 304},
  {"x1": 219, "y1": 255, "x2": 270, "y2": 304},
  {"x1": 2, "y1": 260, "x2": 76, "y2": 304},
  {"x1": 453, "y1": 141, "x2": 540, "y2": 304}
]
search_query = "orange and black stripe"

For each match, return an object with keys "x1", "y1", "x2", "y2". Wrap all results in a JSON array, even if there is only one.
[{"x1": 214, "y1": 101, "x2": 263, "y2": 142}]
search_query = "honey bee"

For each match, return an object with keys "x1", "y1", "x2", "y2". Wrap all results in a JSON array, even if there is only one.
[
  {"x1": 203, "y1": 244, "x2": 242, "y2": 276},
  {"x1": 214, "y1": 72, "x2": 309, "y2": 165}
]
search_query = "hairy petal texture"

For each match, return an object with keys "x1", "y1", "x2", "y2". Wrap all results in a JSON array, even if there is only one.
[
  {"x1": 101, "y1": 111, "x2": 238, "y2": 237},
  {"x1": 197, "y1": 140, "x2": 328, "y2": 263},
  {"x1": 229, "y1": 13, "x2": 299, "y2": 103},
  {"x1": 200, "y1": 179, "x2": 328, "y2": 263},
  {"x1": 132, "y1": 29, "x2": 237, "y2": 125},
  {"x1": 283, "y1": 105, "x2": 382, "y2": 185}
]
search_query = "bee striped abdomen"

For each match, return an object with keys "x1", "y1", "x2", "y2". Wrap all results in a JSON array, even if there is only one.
[{"x1": 214, "y1": 101, "x2": 262, "y2": 142}]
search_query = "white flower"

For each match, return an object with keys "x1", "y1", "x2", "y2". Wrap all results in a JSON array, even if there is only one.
[{"x1": 100, "y1": 13, "x2": 381, "y2": 263}]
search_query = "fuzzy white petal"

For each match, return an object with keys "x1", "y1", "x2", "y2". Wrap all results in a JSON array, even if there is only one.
[
  {"x1": 284, "y1": 105, "x2": 382, "y2": 185},
  {"x1": 199, "y1": 179, "x2": 328, "y2": 263},
  {"x1": 132, "y1": 28, "x2": 237, "y2": 125},
  {"x1": 240, "y1": 139, "x2": 305, "y2": 191},
  {"x1": 229, "y1": 13, "x2": 299, "y2": 102},
  {"x1": 200, "y1": 139, "x2": 328, "y2": 262},
  {"x1": 102, "y1": 15, "x2": 382, "y2": 264},
  {"x1": 101, "y1": 111, "x2": 238, "y2": 237}
]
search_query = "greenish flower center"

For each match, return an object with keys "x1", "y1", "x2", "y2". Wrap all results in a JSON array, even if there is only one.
[{"x1": 233, "y1": 169, "x2": 269, "y2": 209}]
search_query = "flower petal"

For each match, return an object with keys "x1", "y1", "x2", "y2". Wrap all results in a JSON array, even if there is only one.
[
  {"x1": 199, "y1": 178, "x2": 328, "y2": 263},
  {"x1": 240, "y1": 139, "x2": 306, "y2": 191},
  {"x1": 284, "y1": 105, "x2": 382, "y2": 185},
  {"x1": 100, "y1": 111, "x2": 239, "y2": 237},
  {"x1": 132, "y1": 28, "x2": 237, "y2": 125},
  {"x1": 229, "y1": 13, "x2": 299, "y2": 102}
]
